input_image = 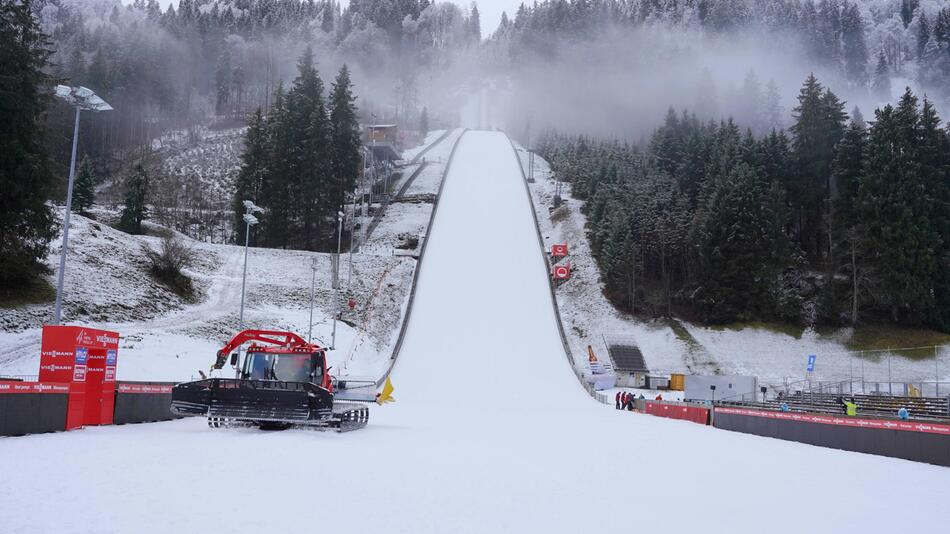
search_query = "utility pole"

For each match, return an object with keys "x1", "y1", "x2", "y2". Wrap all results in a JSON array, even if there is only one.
[{"x1": 52, "y1": 86, "x2": 112, "y2": 325}]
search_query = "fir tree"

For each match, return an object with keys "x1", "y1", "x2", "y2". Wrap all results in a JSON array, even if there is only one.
[
  {"x1": 119, "y1": 165, "x2": 150, "y2": 235},
  {"x1": 790, "y1": 74, "x2": 841, "y2": 259},
  {"x1": 233, "y1": 109, "x2": 268, "y2": 244},
  {"x1": 841, "y1": 2, "x2": 868, "y2": 88},
  {"x1": 329, "y1": 65, "x2": 362, "y2": 216},
  {"x1": 764, "y1": 78, "x2": 784, "y2": 131},
  {"x1": 469, "y1": 3, "x2": 481, "y2": 43},
  {"x1": 419, "y1": 106, "x2": 429, "y2": 135},
  {"x1": 215, "y1": 47, "x2": 232, "y2": 116},
  {"x1": 831, "y1": 119, "x2": 866, "y2": 228},
  {"x1": 73, "y1": 157, "x2": 96, "y2": 215},
  {"x1": 856, "y1": 89, "x2": 939, "y2": 324},
  {"x1": 918, "y1": 11, "x2": 931, "y2": 58},
  {"x1": 0, "y1": 0, "x2": 58, "y2": 289},
  {"x1": 872, "y1": 50, "x2": 891, "y2": 100}
]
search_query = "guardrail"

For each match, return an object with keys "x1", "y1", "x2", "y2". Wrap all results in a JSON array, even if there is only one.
[
  {"x1": 377, "y1": 129, "x2": 468, "y2": 387},
  {"x1": 409, "y1": 129, "x2": 453, "y2": 165},
  {"x1": 505, "y1": 135, "x2": 590, "y2": 396}
]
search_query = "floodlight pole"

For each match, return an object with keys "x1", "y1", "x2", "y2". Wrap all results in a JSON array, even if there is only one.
[
  {"x1": 308, "y1": 256, "x2": 317, "y2": 342},
  {"x1": 52, "y1": 86, "x2": 112, "y2": 325},
  {"x1": 331, "y1": 212, "x2": 343, "y2": 349},
  {"x1": 238, "y1": 201, "x2": 261, "y2": 330},
  {"x1": 52, "y1": 106, "x2": 82, "y2": 325},
  {"x1": 239, "y1": 219, "x2": 251, "y2": 329}
]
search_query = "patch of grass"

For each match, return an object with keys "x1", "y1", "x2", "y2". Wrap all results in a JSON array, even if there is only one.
[
  {"x1": 844, "y1": 324, "x2": 950, "y2": 360},
  {"x1": 667, "y1": 319, "x2": 722, "y2": 374},
  {"x1": 668, "y1": 318, "x2": 703, "y2": 350},
  {"x1": 550, "y1": 204, "x2": 570, "y2": 224},
  {"x1": 0, "y1": 277, "x2": 56, "y2": 308},
  {"x1": 709, "y1": 321, "x2": 807, "y2": 340}
]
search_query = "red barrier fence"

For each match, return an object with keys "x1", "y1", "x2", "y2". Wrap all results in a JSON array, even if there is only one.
[
  {"x1": 1, "y1": 379, "x2": 179, "y2": 436},
  {"x1": 644, "y1": 401, "x2": 710, "y2": 425}
]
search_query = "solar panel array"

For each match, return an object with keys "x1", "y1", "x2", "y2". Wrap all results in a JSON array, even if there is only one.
[{"x1": 607, "y1": 344, "x2": 649, "y2": 373}]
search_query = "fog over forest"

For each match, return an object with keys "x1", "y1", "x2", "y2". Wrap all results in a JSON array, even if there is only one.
[
  {"x1": 3, "y1": 0, "x2": 950, "y2": 330},
  {"x1": 39, "y1": 0, "x2": 950, "y2": 152}
]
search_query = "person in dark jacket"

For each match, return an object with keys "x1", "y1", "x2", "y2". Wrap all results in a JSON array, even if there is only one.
[{"x1": 615, "y1": 391, "x2": 622, "y2": 409}]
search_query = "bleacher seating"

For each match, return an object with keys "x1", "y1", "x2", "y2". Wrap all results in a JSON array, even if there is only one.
[
  {"x1": 725, "y1": 391, "x2": 950, "y2": 421},
  {"x1": 606, "y1": 344, "x2": 649, "y2": 374}
]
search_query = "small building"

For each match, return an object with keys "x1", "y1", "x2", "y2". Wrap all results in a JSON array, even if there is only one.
[
  {"x1": 366, "y1": 124, "x2": 398, "y2": 144},
  {"x1": 684, "y1": 375, "x2": 758, "y2": 403},
  {"x1": 606, "y1": 342, "x2": 649, "y2": 388},
  {"x1": 364, "y1": 124, "x2": 402, "y2": 162}
]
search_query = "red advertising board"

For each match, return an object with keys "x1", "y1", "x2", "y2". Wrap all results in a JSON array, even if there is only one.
[
  {"x1": 551, "y1": 243, "x2": 569, "y2": 258},
  {"x1": 714, "y1": 407, "x2": 950, "y2": 436},
  {"x1": 552, "y1": 263, "x2": 571, "y2": 281},
  {"x1": 39, "y1": 325, "x2": 119, "y2": 429},
  {"x1": 645, "y1": 401, "x2": 710, "y2": 425}
]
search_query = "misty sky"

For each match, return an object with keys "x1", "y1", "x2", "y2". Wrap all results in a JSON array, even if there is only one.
[{"x1": 123, "y1": 0, "x2": 514, "y2": 37}]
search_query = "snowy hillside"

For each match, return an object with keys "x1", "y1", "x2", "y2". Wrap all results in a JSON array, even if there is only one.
[
  {"x1": 518, "y1": 145, "x2": 950, "y2": 390},
  {"x1": 0, "y1": 129, "x2": 464, "y2": 383}
]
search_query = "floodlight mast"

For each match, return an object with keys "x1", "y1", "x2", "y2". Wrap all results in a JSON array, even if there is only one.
[
  {"x1": 52, "y1": 86, "x2": 112, "y2": 326},
  {"x1": 239, "y1": 200, "x2": 264, "y2": 330}
]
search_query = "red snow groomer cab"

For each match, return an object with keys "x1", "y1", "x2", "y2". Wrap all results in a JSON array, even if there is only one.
[{"x1": 171, "y1": 330, "x2": 370, "y2": 432}]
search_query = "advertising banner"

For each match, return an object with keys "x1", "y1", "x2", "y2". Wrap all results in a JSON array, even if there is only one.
[
  {"x1": 117, "y1": 383, "x2": 174, "y2": 394},
  {"x1": 0, "y1": 382, "x2": 70, "y2": 394},
  {"x1": 715, "y1": 407, "x2": 950, "y2": 436}
]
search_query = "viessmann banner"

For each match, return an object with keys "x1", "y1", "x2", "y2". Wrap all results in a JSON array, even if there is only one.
[
  {"x1": 715, "y1": 407, "x2": 950, "y2": 436},
  {"x1": 117, "y1": 384, "x2": 174, "y2": 394},
  {"x1": 0, "y1": 382, "x2": 70, "y2": 394}
]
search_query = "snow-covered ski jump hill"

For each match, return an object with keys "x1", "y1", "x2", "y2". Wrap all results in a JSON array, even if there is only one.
[{"x1": 0, "y1": 131, "x2": 948, "y2": 534}]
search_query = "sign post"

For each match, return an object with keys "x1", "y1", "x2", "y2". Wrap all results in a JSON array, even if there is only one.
[{"x1": 806, "y1": 354, "x2": 817, "y2": 395}]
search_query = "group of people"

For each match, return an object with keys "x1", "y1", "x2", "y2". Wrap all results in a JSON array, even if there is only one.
[
  {"x1": 836, "y1": 396, "x2": 911, "y2": 420},
  {"x1": 615, "y1": 391, "x2": 647, "y2": 410}
]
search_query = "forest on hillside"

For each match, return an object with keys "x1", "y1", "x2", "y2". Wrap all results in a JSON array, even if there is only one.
[
  {"x1": 538, "y1": 74, "x2": 950, "y2": 332},
  {"x1": 3, "y1": 0, "x2": 950, "y2": 335}
]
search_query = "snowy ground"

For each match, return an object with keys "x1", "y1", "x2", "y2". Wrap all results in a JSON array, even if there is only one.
[
  {"x1": 0, "y1": 131, "x2": 460, "y2": 383},
  {"x1": 518, "y1": 145, "x2": 950, "y2": 391},
  {"x1": 1, "y1": 130, "x2": 947, "y2": 534}
]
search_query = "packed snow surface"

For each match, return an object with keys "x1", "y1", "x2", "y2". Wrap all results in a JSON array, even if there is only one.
[{"x1": 1, "y1": 131, "x2": 948, "y2": 533}]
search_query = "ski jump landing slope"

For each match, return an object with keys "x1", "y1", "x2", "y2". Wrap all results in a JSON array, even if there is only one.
[{"x1": 0, "y1": 131, "x2": 948, "y2": 534}]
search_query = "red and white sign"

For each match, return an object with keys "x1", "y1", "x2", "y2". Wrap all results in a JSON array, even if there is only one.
[
  {"x1": 552, "y1": 263, "x2": 571, "y2": 281},
  {"x1": 715, "y1": 407, "x2": 950, "y2": 436},
  {"x1": 551, "y1": 243, "x2": 569, "y2": 258},
  {"x1": 39, "y1": 325, "x2": 120, "y2": 429}
]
